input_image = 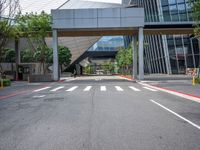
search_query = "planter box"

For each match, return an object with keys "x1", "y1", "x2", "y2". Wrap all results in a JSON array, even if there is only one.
[{"x1": 29, "y1": 74, "x2": 53, "y2": 82}]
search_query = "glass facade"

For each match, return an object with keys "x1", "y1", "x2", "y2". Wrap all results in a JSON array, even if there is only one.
[
  {"x1": 88, "y1": 36, "x2": 124, "y2": 52},
  {"x1": 129, "y1": 0, "x2": 200, "y2": 74}
]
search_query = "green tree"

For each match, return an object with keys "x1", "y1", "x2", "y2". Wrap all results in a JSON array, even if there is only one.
[
  {"x1": 33, "y1": 46, "x2": 52, "y2": 74},
  {"x1": 4, "y1": 49, "x2": 16, "y2": 63},
  {"x1": 48, "y1": 46, "x2": 72, "y2": 72},
  {"x1": 58, "y1": 46, "x2": 72, "y2": 72},
  {"x1": 16, "y1": 12, "x2": 51, "y2": 74},
  {"x1": 102, "y1": 62, "x2": 114, "y2": 74},
  {"x1": 115, "y1": 44, "x2": 133, "y2": 74},
  {"x1": 20, "y1": 49, "x2": 35, "y2": 63},
  {"x1": 0, "y1": 0, "x2": 20, "y2": 76},
  {"x1": 3, "y1": 48, "x2": 16, "y2": 73},
  {"x1": 190, "y1": 0, "x2": 200, "y2": 35}
]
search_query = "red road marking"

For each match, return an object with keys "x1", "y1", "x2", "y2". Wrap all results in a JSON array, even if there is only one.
[
  {"x1": 0, "y1": 85, "x2": 50, "y2": 100},
  {"x1": 114, "y1": 74, "x2": 134, "y2": 80},
  {"x1": 151, "y1": 84, "x2": 200, "y2": 99}
]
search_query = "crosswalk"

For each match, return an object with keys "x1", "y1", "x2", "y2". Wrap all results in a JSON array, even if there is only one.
[
  {"x1": 84, "y1": 86, "x2": 92, "y2": 91},
  {"x1": 50, "y1": 86, "x2": 64, "y2": 92},
  {"x1": 66, "y1": 86, "x2": 78, "y2": 92},
  {"x1": 129, "y1": 86, "x2": 141, "y2": 91},
  {"x1": 33, "y1": 85, "x2": 158, "y2": 93},
  {"x1": 101, "y1": 86, "x2": 106, "y2": 91}
]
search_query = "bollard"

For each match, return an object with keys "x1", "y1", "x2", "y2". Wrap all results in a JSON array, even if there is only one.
[{"x1": 192, "y1": 76, "x2": 195, "y2": 86}]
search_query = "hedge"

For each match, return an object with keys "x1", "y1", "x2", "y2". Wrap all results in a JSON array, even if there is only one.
[
  {"x1": 195, "y1": 77, "x2": 200, "y2": 84},
  {"x1": 0, "y1": 79, "x2": 11, "y2": 87}
]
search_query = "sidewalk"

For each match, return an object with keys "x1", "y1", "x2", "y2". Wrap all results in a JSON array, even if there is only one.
[{"x1": 141, "y1": 75, "x2": 200, "y2": 97}]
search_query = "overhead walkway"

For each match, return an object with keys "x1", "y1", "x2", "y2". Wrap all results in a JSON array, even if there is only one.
[
  {"x1": 51, "y1": 0, "x2": 195, "y2": 81},
  {"x1": 50, "y1": 21, "x2": 194, "y2": 37},
  {"x1": 51, "y1": 5, "x2": 145, "y2": 81},
  {"x1": 144, "y1": 21, "x2": 194, "y2": 35}
]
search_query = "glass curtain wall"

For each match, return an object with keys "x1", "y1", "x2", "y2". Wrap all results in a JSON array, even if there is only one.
[
  {"x1": 129, "y1": 0, "x2": 200, "y2": 74},
  {"x1": 161, "y1": 0, "x2": 200, "y2": 73}
]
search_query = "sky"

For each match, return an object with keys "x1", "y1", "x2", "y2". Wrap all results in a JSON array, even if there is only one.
[{"x1": 20, "y1": 0, "x2": 122, "y2": 14}]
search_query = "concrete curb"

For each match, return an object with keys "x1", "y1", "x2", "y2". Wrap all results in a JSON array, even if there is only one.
[
  {"x1": 137, "y1": 81, "x2": 200, "y2": 104},
  {"x1": 115, "y1": 75, "x2": 134, "y2": 81}
]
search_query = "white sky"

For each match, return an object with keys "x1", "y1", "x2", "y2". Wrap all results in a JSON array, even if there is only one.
[{"x1": 20, "y1": 0, "x2": 122, "y2": 14}]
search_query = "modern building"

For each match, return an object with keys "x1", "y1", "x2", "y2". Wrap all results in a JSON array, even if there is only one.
[
  {"x1": 125, "y1": 0, "x2": 200, "y2": 74},
  {"x1": 3, "y1": 0, "x2": 199, "y2": 81},
  {"x1": 56, "y1": 0, "x2": 199, "y2": 75}
]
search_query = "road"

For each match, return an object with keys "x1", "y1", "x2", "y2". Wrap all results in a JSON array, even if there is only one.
[{"x1": 0, "y1": 76, "x2": 200, "y2": 150}]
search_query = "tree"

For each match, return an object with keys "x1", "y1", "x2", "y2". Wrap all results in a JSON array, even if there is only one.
[
  {"x1": 3, "y1": 48, "x2": 16, "y2": 73},
  {"x1": 58, "y1": 46, "x2": 72, "y2": 72},
  {"x1": 115, "y1": 44, "x2": 133, "y2": 74},
  {"x1": 0, "y1": 0, "x2": 20, "y2": 75},
  {"x1": 16, "y1": 12, "x2": 51, "y2": 74},
  {"x1": 48, "y1": 46, "x2": 72, "y2": 72},
  {"x1": 20, "y1": 49, "x2": 35, "y2": 63},
  {"x1": 4, "y1": 48, "x2": 16, "y2": 62},
  {"x1": 102, "y1": 62, "x2": 114, "y2": 74},
  {"x1": 33, "y1": 46, "x2": 52, "y2": 73},
  {"x1": 190, "y1": 0, "x2": 200, "y2": 35}
]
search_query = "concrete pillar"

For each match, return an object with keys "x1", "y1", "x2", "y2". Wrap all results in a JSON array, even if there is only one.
[
  {"x1": 138, "y1": 27, "x2": 144, "y2": 80},
  {"x1": 53, "y1": 29, "x2": 59, "y2": 81},
  {"x1": 132, "y1": 36, "x2": 137, "y2": 79}
]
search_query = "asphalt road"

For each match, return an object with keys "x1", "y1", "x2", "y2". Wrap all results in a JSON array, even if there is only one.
[{"x1": 0, "y1": 76, "x2": 200, "y2": 150}]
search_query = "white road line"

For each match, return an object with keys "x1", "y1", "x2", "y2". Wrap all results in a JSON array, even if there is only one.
[
  {"x1": 115, "y1": 86, "x2": 124, "y2": 91},
  {"x1": 138, "y1": 82, "x2": 200, "y2": 103},
  {"x1": 84, "y1": 86, "x2": 92, "y2": 91},
  {"x1": 143, "y1": 87, "x2": 157, "y2": 92},
  {"x1": 33, "y1": 87, "x2": 51, "y2": 92},
  {"x1": 66, "y1": 86, "x2": 78, "y2": 92},
  {"x1": 101, "y1": 86, "x2": 106, "y2": 91},
  {"x1": 50, "y1": 86, "x2": 64, "y2": 92},
  {"x1": 33, "y1": 95, "x2": 46, "y2": 98},
  {"x1": 150, "y1": 99, "x2": 200, "y2": 130},
  {"x1": 129, "y1": 86, "x2": 141, "y2": 91}
]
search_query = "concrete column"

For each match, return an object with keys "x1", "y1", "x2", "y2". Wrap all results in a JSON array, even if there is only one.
[
  {"x1": 53, "y1": 29, "x2": 59, "y2": 81},
  {"x1": 138, "y1": 27, "x2": 144, "y2": 80},
  {"x1": 132, "y1": 36, "x2": 137, "y2": 79}
]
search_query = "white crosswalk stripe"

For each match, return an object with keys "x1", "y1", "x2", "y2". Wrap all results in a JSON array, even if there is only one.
[
  {"x1": 84, "y1": 86, "x2": 92, "y2": 91},
  {"x1": 33, "y1": 95, "x2": 46, "y2": 98},
  {"x1": 66, "y1": 86, "x2": 78, "y2": 92},
  {"x1": 33, "y1": 85, "x2": 160, "y2": 93},
  {"x1": 143, "y1": 87, "x2": 157, "y2": 92},
  {"x1": 50, "y1": 86, "x2": 64, "y2": 92},
  {"x1": 101, "y1": 86, "x2": 106, "y2": 91},
  {"x1": 129, "y1": 86, "x2": 141, "y2": 91},
  {"x1": 33, "y1": 87, "x2": 51, "y2": 92},
  {"x1": 115, "y1": 86, "x2": 124, "y2": 91}
]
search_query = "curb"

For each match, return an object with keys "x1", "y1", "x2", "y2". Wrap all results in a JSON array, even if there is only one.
[
  {"x1": 137, "y1": 81, "x2": 200, "y2": 103},
  {"x1": 115, "y1": 75, "x2": 135, "y2": 81},
  {"x1": 58, "y1": 79, "x2": 65, "y2": 83}
]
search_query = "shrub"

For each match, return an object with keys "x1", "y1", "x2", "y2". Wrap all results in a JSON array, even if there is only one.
[
  {"x1": 195, "y1": 77, "x2": 200, "y2": 84},
  {"x1": 0, "y1": 79, "x2": 11, "y2": 87}
]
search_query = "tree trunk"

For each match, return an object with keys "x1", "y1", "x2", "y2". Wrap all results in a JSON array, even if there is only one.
[{"x1": 60, "y1": 65, "x2": 62, "y2": 73}]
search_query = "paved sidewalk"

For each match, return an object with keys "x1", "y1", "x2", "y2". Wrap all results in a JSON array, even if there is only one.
[{"x1": 142, "y1": 75, "x2": 200, "y2": 97}]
